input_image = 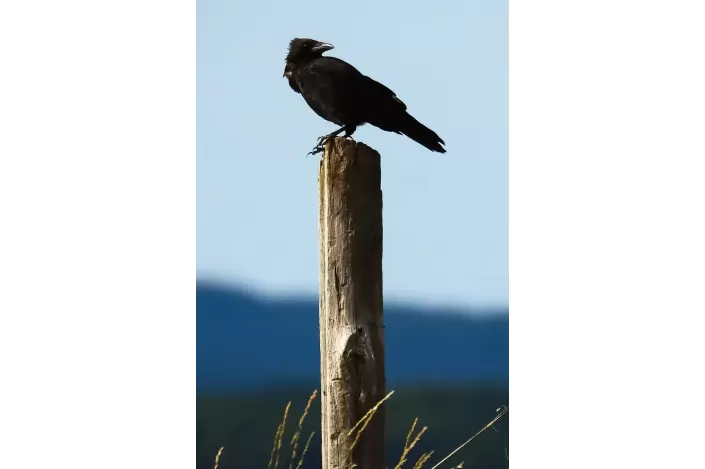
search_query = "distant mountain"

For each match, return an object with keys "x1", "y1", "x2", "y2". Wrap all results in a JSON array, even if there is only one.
[{"x1": 197, "y1": 281, "x2": 508, "y2": 390}]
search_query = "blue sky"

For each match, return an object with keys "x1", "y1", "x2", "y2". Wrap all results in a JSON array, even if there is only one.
[{"x1": 197, "y1": 0, "x2": 507, "y2": 308}]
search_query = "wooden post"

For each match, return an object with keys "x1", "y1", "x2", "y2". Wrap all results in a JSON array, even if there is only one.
[{"x1": 318, "y1": 137, "x2": 386, "y2": 469}]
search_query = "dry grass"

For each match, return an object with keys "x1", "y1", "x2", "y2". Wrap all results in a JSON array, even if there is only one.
[
  {"x1": 289, "y1": 390, "x2": 318, "y2": 469},
  {"x1": 213, "y1": 390, "x2": 508, "y2": 469},
  {"x1": 268, "y1": 401, "x2": 291, "y2": 469},
  {"x1": 294, "y1": 430, "x2": 316, "y2": 469},
  {"x1": 347, "y1": 390, "x2": 395, "y2": 451},
  {"x1": 428, "y1": 405, "x2": 510, "y2": 469},
  {"x1": 213, "y1": 446, "x2": 224, "y2": 469},
  {"x1": 393, "y1": 418, "x2": 428, "y2": 469},
  {"x1": 412, "y1": 451, "x2": 435, "y2": 469},
  {"x1": 263, "y1": 391, "x2": 319, "y2": 469}
]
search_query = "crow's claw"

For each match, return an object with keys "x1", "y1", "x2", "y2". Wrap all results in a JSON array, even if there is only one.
[
  {"x1": 306, "y1": 145, "x2": 325, "y2": 157},
  {"x1": 306, "y1": 135, "x2": 332, "y2": 157}
]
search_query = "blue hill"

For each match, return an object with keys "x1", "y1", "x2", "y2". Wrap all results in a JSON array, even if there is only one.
[{"x1": 197, "y1": 281, "x2": 508, "y2": 390}]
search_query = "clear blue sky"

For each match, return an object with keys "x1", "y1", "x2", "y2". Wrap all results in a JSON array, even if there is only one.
[{"x1": 197, "y1": 0, "x2": 507, "y2": 308}]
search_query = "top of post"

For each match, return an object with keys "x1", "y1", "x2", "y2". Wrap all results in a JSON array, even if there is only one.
[{"x1": 321, "y1": 138, "x2": 381, "y2": 174}]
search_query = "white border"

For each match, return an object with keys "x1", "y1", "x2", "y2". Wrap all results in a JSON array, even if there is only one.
[
  {"x1": 2, "y1": 1, "x2": 705, "y2": 468},
  {"x1": 0, "y1": 2, "x2": 194, "y2": 469},
  {"x1": 511, "y1": 0, "x2": 705, "y2": 467}
]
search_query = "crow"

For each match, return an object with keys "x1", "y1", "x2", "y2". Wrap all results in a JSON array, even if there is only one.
[{"x1": 284, "y1": 38, "x2": 446, "y2": 155}]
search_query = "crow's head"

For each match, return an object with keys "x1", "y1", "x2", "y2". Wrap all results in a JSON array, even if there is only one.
[{"x1": 284, "y1": 38, "x2": 334, "y2": 71}]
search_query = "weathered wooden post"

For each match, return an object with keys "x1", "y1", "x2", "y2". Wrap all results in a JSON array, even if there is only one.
[{"x1": 318, "y1": 137, "x2": 386, "y2": 469}]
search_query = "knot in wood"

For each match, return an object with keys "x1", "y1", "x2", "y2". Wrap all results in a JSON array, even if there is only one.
[{"x1": 342, "y1": 327, "x2": 377, "y2": 405}]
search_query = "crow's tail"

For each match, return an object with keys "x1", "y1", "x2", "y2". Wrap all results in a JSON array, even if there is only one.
[{"x1": 398, "y1": 112, "x2": 446, "y2": 153}]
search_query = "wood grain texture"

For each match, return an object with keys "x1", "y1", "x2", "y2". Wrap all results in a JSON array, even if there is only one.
[{"x1": 318, "y1": 137, "x2": 386, "y2": 469}]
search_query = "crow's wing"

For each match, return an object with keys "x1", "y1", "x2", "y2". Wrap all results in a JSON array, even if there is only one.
[
  {"x1": 295, "y1": 57, "x2": 368, "y2": 126},
  {"x1": 356, "y1": 74, "x2": 409, "y2": 132}
]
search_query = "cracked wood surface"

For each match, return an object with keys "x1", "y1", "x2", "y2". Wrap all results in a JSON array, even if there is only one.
[{"x1": 318, "y1": 137, "x2": 386, "y2": 469}]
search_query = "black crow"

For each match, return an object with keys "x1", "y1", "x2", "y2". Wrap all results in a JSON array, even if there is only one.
[{"x1": 284, "y1": 38, "x2": 446, "y2": 155}]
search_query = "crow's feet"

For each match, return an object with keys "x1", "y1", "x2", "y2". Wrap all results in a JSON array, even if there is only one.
[
  {"x1": 305, "y1": 126, "x2": 356, "y2": 157},
  {"x1": 306, "y1": 145, "x2": 325, "y2": 157},
  {"x1": 306, "y1": 135, "x2": 333, "y2": 157}
]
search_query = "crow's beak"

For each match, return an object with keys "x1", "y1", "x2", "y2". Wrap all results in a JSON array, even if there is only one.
[{"x1": 312, "y1": 42, "x2": 334, "y2": 53}]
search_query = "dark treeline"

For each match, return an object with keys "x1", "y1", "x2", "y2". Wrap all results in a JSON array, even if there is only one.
[{"x1": 197, "y1": 383, "x2": 509, "y2": 469}]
